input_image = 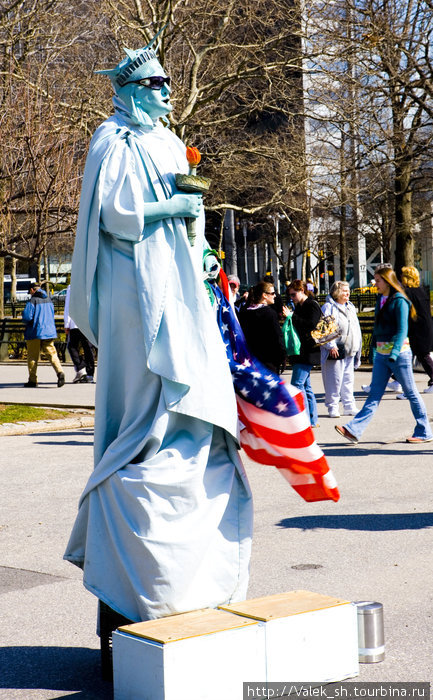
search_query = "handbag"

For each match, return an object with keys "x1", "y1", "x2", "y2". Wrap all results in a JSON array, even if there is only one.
[
  {"x1": 311, "y1": 314, "x2": 341, "y2": 346},
  {"x1": 282, "y1": 315, "x2": 301, "y2": 356},
  {"x1": 326, "y1": 340, "x2": 346, "y2": 360}
]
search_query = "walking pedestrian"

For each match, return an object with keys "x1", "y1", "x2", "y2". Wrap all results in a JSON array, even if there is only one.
[
  {"x1": 335, "y1": 264, "x2": 433, "y2": 444},
  {"x1": 400, "y1": 265, "x2": 433, "y2": 394},
  {"x1": 64, "y1": 285, "x2": 95, "y2": 383},
  {"x1": 320, "y1": 281, "x2": 362, "y2": 418},
  {"x1": 22, "y1": 282, "x2": 65, "y2": 388}
]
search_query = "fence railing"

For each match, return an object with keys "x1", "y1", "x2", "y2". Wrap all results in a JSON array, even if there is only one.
[
  {"x1": 2, "y1": 297, "x2": 65, "y2": 318},
  {"x1": 315, "y1": 293, "x2": 378, "y2": 312}
]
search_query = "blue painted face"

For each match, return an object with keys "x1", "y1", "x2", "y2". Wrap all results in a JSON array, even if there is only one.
[
  {"x1": 131, "y1": 77, "x2": 172, "y2": 120},
  {"x1": 100, "y1": 47, "x2": 173, "y2": 127}
]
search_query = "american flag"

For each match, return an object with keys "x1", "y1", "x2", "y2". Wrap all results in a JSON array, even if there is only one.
[{"x1": 214, "y1": 283, "x2": 339, "y2": 503}]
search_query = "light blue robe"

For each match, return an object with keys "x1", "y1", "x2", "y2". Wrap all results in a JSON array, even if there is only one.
[{"x1": 64, "y1": 110, "x2": 253, "y2": 621}]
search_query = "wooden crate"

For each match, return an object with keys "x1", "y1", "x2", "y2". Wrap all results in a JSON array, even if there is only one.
[
  {"x1": 220, "y1": 590, "x2": 359, "y2": 686},
  {"x1": 112, "y1": 607, "x2": 265, "y2": 700}
]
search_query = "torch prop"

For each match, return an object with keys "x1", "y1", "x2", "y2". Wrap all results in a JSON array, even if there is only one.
[{"x1": 175, "y1": 146, "x2": 211, "y2": 246}]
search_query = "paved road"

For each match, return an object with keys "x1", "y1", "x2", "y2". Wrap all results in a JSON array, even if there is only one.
[{"x1": 0, "y1": 363, "x2": 432, "y2": 698}]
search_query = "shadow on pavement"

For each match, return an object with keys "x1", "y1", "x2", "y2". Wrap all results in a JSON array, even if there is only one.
[
  {"x1": 0, "y1": 646, "x2": 113, "y2": 698},
  {"x1": 277, "y1": 512, "x2": 433, "y2": 531},
  {"x1": 323, "y1": 444, "x2": 433, "y2": 456},
  {"x1": 33, "y1": 429, "x2": 94, "y2": 444}
]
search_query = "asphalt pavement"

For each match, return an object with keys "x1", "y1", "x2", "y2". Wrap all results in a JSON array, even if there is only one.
[{"x1": 0, "y1": 362, "x2": 432, "y2": 698}]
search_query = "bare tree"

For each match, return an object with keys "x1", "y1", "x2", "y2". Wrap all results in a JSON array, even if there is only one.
[
  {"x1": 304, "y1": 0, "x2": 433, "y2": 274},
  {"x1": 4, "y1": 0, "x2": 431, "y2": 292},
  {"x1": 0, "y1": 0, "x2": 315, "y2": 293},
  {"x1": 97, "y1": 0, "x2": 311, "y2": 275}
]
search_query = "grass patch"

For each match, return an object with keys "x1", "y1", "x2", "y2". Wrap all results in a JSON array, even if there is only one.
[{"x1": 0, "y1": 404, "x2": 73, "y2": 424}]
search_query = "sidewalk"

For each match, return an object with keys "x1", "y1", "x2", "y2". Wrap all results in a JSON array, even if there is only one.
[
  {"x1": 0, "y1": 364, "x2": 432, "y2": 698},
  {"x1": 0, "y1": 362, "x2": 96, "y2": 409},
  {"x1": 0, "y1": 363, "x2": 95, "y2": 436}
]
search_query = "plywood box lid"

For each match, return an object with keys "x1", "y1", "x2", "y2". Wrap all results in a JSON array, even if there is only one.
[
  {"x1": 219, "y1": 590, "x2": 350, "y2": 621},
  {"x1": 117, "y1": 607, "x2": 258, "y2": 644}
]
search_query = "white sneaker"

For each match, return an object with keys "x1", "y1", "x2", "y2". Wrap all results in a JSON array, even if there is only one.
[
  {"x1": 423, "y1": 385, "x2": 433, "y2": 393},
  {"x1": 343, "y1": 408, "x2": 358, "y2": 415},
  {"x1": 361, "y1": 384, "x2": 370, "y2": 393},
  {"x1": 387, "y1": 380, "x2": 403, "y2": 393},
  {"x1": 73, "y1": 368, "x2": 87, "y2": 383},
  {"x1": 328, "y1": 410, "x2": 340, "y2": 418},
  {"x1": 396, "y1": 393, "x2": 407, "y2": 400}
]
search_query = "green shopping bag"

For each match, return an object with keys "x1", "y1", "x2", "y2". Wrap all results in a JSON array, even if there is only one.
[{"x1": 282, "y1": 315, "x2": 301, "y2": 356}]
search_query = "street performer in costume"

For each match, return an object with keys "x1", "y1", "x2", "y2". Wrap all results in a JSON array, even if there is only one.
[{"x1": 64, "y1": 36, "x2": 253, "y2": 623}]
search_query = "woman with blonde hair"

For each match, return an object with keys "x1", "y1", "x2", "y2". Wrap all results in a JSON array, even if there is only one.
[
  {"x1": 335, "y1": 264, "x2": 432, "y2": 444},
  {"x1": 400, "y1": 265, "x2": 433, "y2": 394}
]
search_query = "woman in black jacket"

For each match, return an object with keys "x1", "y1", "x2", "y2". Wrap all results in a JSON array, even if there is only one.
[
  {"x1": 287, "y1": 279, "x2": 322, "y2": 427},
  {"x1": 238, "y1": 280, "x2": 287, "y2": 374},
  {"x1": 401, "y1": 265, "x2": 433, "y2": 393}
]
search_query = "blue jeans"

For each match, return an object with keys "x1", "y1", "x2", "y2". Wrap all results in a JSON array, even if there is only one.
[
  {"x1": 345, "y1": 351, "x2": 432, "y2": 440},
  {"x1": 291, "y1": 363, "x2": 318, "y2": 427}
]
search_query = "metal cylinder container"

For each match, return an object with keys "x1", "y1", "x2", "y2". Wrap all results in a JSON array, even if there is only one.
[{"x1": 354, "y1": 601, "x2": 385, "y2": 663}]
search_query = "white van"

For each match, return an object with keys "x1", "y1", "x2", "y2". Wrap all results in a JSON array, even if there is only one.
[{"x1": 4, "y1": 276, "x2": 37, "y2": 301}]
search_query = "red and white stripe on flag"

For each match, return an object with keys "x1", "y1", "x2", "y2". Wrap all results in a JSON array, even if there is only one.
[{"x1": 237, "y1": 386, "x2": 340, "y2": 503}]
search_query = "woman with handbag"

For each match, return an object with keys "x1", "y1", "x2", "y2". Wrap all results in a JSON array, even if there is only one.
[
  {"x1": 287, "y1": 279, "x2": 322, "y2": 427},
  {"x1": 320, "y1": 281, "x2": 362, "y2": 418},
  {"x1": 335, "y1": 265, "x2": 433, "y2": 444}
]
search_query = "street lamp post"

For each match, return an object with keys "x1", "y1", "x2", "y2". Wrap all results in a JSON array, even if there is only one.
[{"x1": 241, "y1": 220, "x2": 249, "y2": 286}]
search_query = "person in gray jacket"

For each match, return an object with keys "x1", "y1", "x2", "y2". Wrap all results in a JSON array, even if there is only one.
[{"x1": 320, "y1": 281, "x2": 362, "y2": 418}]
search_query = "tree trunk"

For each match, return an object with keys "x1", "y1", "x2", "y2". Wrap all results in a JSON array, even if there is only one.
[
  {"x1": 339, "y1": 137, "x2": 347, "y2": 280},
  {"x1": 394, "y1": 157, "x2": 413, "y2": 274},
  {"x1": 11, "y1": 256, "x2": 17, "y2": 302},
  {"x1": 339, "y1": 206, "x2": 347, "y2": 280},
  {"x1": 224, "y1": 209, "x2": 238, "y2": 278}
]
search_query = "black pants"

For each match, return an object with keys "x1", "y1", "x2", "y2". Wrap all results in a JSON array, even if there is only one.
[
  {"x1": 67, "y1": 328, "x2": 95, "y2": 376},
  {"x1": 417, "y1": 352, "x2": 433, "y2": 385}
]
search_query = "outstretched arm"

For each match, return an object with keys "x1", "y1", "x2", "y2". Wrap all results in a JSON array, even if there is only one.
[{"x1": 140, "y1": 194, "x2": 202, "y2": 224}]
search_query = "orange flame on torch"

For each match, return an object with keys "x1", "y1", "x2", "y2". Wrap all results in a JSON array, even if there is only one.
[
  {"x1": 186, "y1": 146, "x2": 201, "y2": 175},
  {"x1": 186, "y1": 146, "x2": 201, "y2": 168}
]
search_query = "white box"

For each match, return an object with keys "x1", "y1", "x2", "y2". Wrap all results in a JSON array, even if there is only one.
[
  {"x1": 220, "y1": 590, "x2": 359, "y2": 688},
  {"x1": 112, "y1": 607, "x2": 265, "y2": 700}
]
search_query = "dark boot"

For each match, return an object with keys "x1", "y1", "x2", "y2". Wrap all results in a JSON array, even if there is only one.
[{"x1": 98, "y1": 600, "x2": 133, "y2": 682}]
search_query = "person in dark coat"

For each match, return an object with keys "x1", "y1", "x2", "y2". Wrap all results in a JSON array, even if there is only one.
[
  {"x1": 238, "y1": 280, "x2": 287, "y2": 374},
  {"x1": 401, "y1": 266, "x2": 433, "y2": 394},
  {"x1": 287, "y1": 279, "x2": 322, "y2": 427}
]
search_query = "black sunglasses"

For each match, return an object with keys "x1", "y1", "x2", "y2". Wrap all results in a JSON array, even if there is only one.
[{"x1": 123, "y1": 76, "x2": 170, "y2": 90}]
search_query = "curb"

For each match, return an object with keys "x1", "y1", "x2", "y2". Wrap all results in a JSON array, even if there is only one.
[{"x1": 0, "y1": 415, "x2": 94, "y2": 436}]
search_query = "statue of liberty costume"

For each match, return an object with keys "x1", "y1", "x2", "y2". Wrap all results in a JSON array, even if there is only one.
[{"x1": 64, "y1": 38, "x2": 253, "y2": 623}]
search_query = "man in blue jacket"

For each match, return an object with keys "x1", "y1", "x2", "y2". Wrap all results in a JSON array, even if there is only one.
[{"x1": 22, "y1": 282, "x2": 65, "y2": 388}]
